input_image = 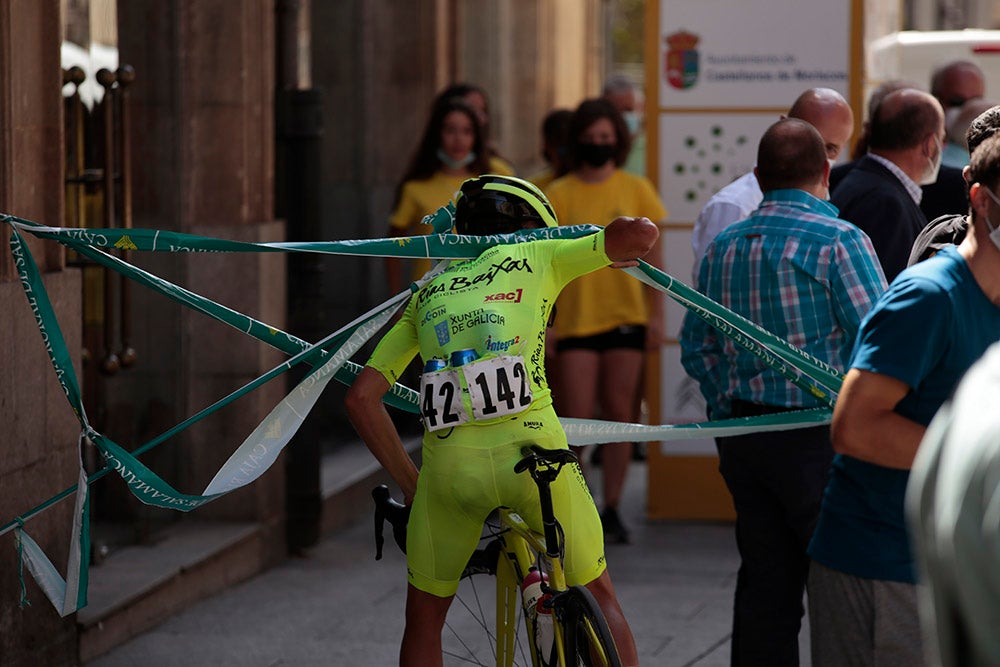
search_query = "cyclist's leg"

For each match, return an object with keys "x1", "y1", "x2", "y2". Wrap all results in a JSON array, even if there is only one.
[
  {"x1": 401, "y1": 584, "x2": 453, "y2": 667},
  {"x1": 584, "y1": 571, "x2": 638, "y2": 666},
  {"x1": 404, "y1": 442, "x2": 498, "y2": 662},
  {"x1": 547, "y1": 445, "x2": 637, "y2": 666}
]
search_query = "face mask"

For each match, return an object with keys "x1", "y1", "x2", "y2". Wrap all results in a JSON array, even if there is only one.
[
  {"x1": 980, "y1": 186, "x2": 1000, "y2": 252},
  {"x1": 622, "y1": 111, "x2": 642, "y2": 136},
  {"x1": 577, "y1": 142, "x2": 616, "y2": 168},
  {"x1": 437, "y1": 148, "x2": 476, "y2": 170},
  {"x1": 918, "y1": 137, "x2": 943, "y2": 186}
]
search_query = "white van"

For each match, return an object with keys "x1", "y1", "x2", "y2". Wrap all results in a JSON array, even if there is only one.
[{"x1": 868, "y1": 29, "x2": 1000, "y2": 103}]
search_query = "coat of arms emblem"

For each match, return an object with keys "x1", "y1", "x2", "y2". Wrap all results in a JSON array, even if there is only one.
[{"x1": 665, "y1": 31, "x2": 700, "y2": 90}]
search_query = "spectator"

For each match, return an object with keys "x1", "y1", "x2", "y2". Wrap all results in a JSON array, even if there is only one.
[
  {"x1": 832, "y1": 79, "x2": 916, "y2": 184},
  {"x1": 930, "y1": 60, "x2": 985, "y2": 111},
  {"x1": 942, "y1": 98, "x2": 995, "y2": 169},
  {"x1": 435, "y1": 82, "x2": 516, "y2": 176},
  {"x1": 907, "y1": 342, "x2": 1000, "y2": 667},
  {"x1": 908, "y1": 104, "x2": 1000, "y2": 266},
  {"x1": 529, "y1": 108, "x2": 573, "y2": 190},
  {"x1": 691, "y1": 88, "x2": 853, "y2": 278},
  {"x1": 830, "y1": 88, "x2": 945, "y2": 282},
  {"x1": 603, "y1": 74, "x2": 646, "y2": 176},
  {"x1": 385, "y1": 96, "x2": 490, "y2": 294},
  {"x1": 921, "y1": 62, "x2": 986, "y2": 222},
  {"x1": 680, "y1": 119, "x2": 886, "y2": 667},
  {"x1": 545, "y1": 98, "x2": 667, "y2": 544},
  {"x1": 807, "y1": 133, "x2": 1000, "y2": 667}
]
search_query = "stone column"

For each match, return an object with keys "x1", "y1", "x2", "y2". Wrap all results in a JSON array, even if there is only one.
[
  {"x1": 113, "y1": 0, "x2": 285, "y2": 542},
  {"x1": 0, "y1": 1, "x2": 80, "y2": 663}
]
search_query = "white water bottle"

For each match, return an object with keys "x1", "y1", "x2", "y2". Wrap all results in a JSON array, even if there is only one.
[{"x1": 521, "y1": 568, "x2": 554, "y2": 664}]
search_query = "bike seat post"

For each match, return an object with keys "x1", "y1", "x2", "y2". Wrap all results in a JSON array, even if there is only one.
[{"x1": 534, "y1": 467, "x2": 562, "y2": 560}]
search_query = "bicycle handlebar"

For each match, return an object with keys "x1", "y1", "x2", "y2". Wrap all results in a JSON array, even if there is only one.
[{"x1": 372, "y1": 484, "x2": 409, "y2": 560}]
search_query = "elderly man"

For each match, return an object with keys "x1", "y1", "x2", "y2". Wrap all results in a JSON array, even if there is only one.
[
  {"x1": 931, "y1": 59, "x2": 986, "y2": 110},
  {"x1": 831, "y1": 89, "x2": 945, "y2": 282},
  {"x1": 691, "y1": 87, "x2": 853, "y2": 278},
  {"x1": 808, "y1": 133, "x2": 1000, "y2": 667},
  {"x1": 681, "y1": 118, "x2": 885, "y2": 667}
]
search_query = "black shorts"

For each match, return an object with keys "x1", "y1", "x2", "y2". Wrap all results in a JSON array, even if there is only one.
[{"x1": 556, "y1": 325, "x2": 646, "y2": 353}]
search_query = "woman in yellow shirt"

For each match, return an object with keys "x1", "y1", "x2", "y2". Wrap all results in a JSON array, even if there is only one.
[
  {"x1": 545, "y1": 98, "x2": 667, "y2": 544},
  {"x1": 386, "y1": 97, "x2": 491, "y2": 293}
]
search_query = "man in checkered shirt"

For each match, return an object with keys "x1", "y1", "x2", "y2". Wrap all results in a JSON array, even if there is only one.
[{"x1": 680, "y1": 118, "x2": 887, "y2": 667}]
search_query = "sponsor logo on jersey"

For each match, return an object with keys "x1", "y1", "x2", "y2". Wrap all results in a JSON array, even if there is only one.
[
  {"x1": 449, "y1": 309, "x2": 506, "y2": 335},
  {"x1": 417, "y1": 256, "x2": 533, "y2": 305},
  {"x1": 435, "y1": 321, "x2": 450, "y2": 346},
  {"x1": 522, "y1": 420, "x2": 544, "y2": 430},
  {"x1": 484, "y1": 288, "x2": 522, "y2": 303},
  {"x1": 484, "y1": 335, "x2": 520, "y2": 353},
  {"x1": 420, "y1": 306, "x2": 447, "y2": 326}
]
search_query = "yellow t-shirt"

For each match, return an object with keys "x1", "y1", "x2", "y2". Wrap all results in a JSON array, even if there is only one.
[
  {"x1": 544, "y1": 170, "x2": 667, "y2": 339},
  {"x1": 528, "y1": 166, "x2": 557, "y2": 191},
  {"x1": 389, "y1": 172, "x2": 468, "y2": 280},
  {"x1": 489, "y1": 155, "x2": 516, "y2": 176}
]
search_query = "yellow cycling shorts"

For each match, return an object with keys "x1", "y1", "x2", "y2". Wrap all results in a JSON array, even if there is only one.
[{"x1": 406, "y1": 405, "x2": 607, "y2": 597}]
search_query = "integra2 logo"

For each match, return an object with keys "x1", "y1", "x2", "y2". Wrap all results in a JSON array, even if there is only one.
[{"x1": 485, "y1": 288, "x2": 522, "y2": 303}]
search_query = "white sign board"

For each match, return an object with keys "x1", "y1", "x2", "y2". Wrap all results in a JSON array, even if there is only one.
[{"x1": 658, "y1": 1, "x2": 850, "y2": 109}]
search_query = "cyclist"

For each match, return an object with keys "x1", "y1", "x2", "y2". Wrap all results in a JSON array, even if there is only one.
[{"x1": 346, "y1": 174, "x2": 655, "y2": 666}]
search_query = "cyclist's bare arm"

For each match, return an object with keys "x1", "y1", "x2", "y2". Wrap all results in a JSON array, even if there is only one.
[
  {"x1": 604, "y1": 216, "x2": 660, "y2": 268},
  {"x1": 346, "y1": 366, "x2": 419, "y2": 504}
]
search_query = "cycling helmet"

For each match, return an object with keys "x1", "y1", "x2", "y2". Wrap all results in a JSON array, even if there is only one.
[{"x1": 454, "y1": 174, "x2": 558, "y2": 235}]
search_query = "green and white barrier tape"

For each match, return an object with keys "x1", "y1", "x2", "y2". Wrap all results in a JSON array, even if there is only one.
[{"x1": 2, "y1": 214, "x2": 842, "y2": 614}]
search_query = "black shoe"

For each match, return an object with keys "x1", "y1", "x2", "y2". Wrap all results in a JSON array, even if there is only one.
[{"x1": 601, "y1": 507, "x2": 630, "y2": 545}]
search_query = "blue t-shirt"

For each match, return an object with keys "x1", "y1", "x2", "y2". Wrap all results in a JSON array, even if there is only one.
[{"x1": 808, "y1": 246, "x2": 1000, "y2": 582}]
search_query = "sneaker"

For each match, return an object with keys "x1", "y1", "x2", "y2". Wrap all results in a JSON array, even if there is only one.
[{"x1": 601, "y1": 506, "x2": 630, "y2": 545}]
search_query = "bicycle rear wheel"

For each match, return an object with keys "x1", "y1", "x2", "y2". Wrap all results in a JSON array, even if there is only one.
[
  {"x1": 441, "y1": 522, "x2": 539, "y2": 665},
  {"x1": 556, "y1": 586, "x2": 622, "y2": 667}
]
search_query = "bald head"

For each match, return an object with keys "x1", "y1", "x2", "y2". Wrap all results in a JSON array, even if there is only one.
[
  {"x1": 869, "y1": 89, "x2": 944, "y2": 152},
  {"x1": 755, "y1": 118, "x2": 828, "y2": 193},
  {"x1": 787, "y1": 88, "x2": 854, "y2": 161},
  {"x1": 931, "y1": 60, "x2": 985, "y2": 109}
]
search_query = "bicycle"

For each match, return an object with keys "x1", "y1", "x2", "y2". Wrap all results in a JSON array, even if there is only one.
[{"x1": 373, "y1": 445, "x2": 622, "y2": 666}]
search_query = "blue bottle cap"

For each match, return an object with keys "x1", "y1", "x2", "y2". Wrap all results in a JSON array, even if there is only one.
[
  {"x1": 449, "y1": 348, "x2": 479, "y2": 368},
  {"x1": 423, "y1": 358, "x2": 447, "y2": 373}
]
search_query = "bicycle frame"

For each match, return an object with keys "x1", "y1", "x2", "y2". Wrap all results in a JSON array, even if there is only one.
[{"x1": 492, "y1": 507, "x2": 569, "y2": 666}]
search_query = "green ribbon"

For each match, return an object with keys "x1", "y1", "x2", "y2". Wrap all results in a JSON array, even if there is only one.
[{"x1": 2, "y1": 212, "x2": 852, "y2": 616}]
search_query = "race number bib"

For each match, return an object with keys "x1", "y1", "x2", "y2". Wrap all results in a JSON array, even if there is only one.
[
  {"x1": 463, "y1": 356, "x2": 533, "y2": 421},
  {"x1": 419, "y1": 369, "x2": 470, "y2": 432},
  {"x1": 419, "y1": 356, "x2": 534, "y2": 432}
]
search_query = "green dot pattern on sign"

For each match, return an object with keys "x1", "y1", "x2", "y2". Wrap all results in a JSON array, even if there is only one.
[{"x1": 675, "y1": 125, "x2": 754, "y2": 205}]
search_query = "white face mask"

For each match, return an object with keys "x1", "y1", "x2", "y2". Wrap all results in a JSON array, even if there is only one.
[
  {"x1": 437, "y1": 148, "x2": 476, "y2": 170},
  {"x1": 980, "y1": 186, "x2": 1000, "y2": 252},
  {"x1": 622, "y1": 111, "x2": 642, "y2": 136},
  {"x1": 919, "y1": 137, "x2": 943, "y2": 186}
]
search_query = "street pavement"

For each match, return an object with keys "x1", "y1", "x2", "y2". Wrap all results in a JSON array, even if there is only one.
[{"x1": 87, "y1": 460, "x2": 811, "y2": 666}]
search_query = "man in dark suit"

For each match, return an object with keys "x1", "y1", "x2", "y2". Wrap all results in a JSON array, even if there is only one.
[{"x1": 831, "y1": 89, "x2": 945, "y2": 282}]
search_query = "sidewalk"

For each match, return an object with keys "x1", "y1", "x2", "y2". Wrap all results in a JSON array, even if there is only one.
[{"x1": 86, "y1": 455, "x2": 809, "y2": 666}]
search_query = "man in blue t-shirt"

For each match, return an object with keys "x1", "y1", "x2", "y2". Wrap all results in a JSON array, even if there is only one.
[{"x1": 806, "y1": 134, "x2": 1000, "y2": 666}]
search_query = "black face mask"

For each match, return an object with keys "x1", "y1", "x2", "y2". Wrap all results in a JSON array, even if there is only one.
[{"x1": 576, "y1": 142, "x2": 616, "y2": 168}]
